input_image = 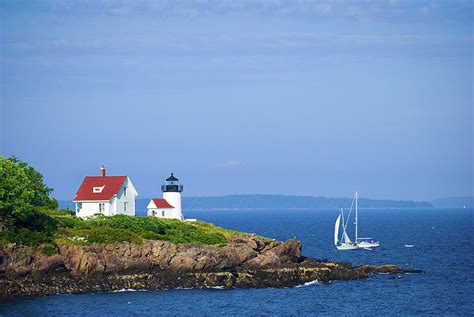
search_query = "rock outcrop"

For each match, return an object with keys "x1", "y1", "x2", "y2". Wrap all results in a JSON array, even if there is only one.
[{"x1": 0, "y1": 235, "x2": 421, "y2": 298}]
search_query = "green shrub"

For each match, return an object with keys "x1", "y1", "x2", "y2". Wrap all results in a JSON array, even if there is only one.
[
  {"x1": 12, "y1": 206, "x2": 58, "y2": 233},
  {"x1": 41, "y1": 243, "x2": 58, "y2": 256},
  {"x1": 87, "y1": 226, "x2": 142, "y2": 244},
  {"x1": 100, "y1": 214, "x2": 169, "y2": 234},
  {"x1": 43, "y1": 208, "x2": 74, "y2": 217},
  {"x1": 56, "y1": 216, "x2": 82, "y2": 229},
  {"x1": 191, "y1": 232, "x2": 227, "y2": 245},
  {"x1": 6, "y1": 227, "x2": 54, "y2": 245}
]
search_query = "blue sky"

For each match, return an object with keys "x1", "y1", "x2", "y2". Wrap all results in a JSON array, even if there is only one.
[{"x1": 1, "y1": 0, "x2": 472, "y2": 201}]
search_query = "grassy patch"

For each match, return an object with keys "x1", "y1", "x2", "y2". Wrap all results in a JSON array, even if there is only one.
[
  {"x1": 64, "y1": 215, "x2": 240, "y2": 246},
  {"x1": 0, "y1": 210, "x2": 248, "y2": 247}
]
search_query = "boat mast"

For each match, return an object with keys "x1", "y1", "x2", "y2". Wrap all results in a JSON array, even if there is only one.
[{"x1": 355, "y1": 192, "x2": 358, "y2": 243}]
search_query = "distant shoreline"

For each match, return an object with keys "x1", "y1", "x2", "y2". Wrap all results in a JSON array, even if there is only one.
[
  {"x1": 59, "y1": 194, "x2": 438, "y2": 210},
  {"x1": 58, "y1": 195, "x2": 474, "y2": 211},
  {"x1": 182, "y1": 207, "x2": 449, "y2": 211}
]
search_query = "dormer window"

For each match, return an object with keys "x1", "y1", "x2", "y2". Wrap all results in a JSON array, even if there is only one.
[{"x1": 93, "y1": 186, "x2": 105, "y2": 193}]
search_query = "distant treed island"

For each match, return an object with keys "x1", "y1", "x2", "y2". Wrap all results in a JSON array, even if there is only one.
[
  {"x1": 59, "y1": 195, "x2": 433, "y2": 213},
  {"x1": 179, "y1": 195, "x2": 433, "y2": 210},
  {"x1": 65, "y1": 195, "x2": 473, "y2": 211},
  {"x1": 61, "y1": 195, "x2": 433, "y2": 211}
]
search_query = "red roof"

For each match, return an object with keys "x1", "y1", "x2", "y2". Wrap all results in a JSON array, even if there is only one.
[
  {"x1": 152, "y1": 198, "x2": 174, "y2": 209},
  {"x1": 73, "y1": 176, "x2": 127, "y2": 201}
]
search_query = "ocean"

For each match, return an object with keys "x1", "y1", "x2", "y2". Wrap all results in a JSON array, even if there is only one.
[{"x1": 1, "y1": 208, "x2": 473, "y2": 316}]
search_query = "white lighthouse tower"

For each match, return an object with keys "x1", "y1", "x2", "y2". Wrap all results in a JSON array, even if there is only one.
[{"x1": 161, "y1": 173, "x2": 183, "y2": 219}]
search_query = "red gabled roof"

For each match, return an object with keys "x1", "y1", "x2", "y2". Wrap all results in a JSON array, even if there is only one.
[
  {"x1": 73, "y1": 176, "x2": 127, "y2": 202},
  {"x1": 152, "y1": 198, "x2": 174, "y2": 209}
]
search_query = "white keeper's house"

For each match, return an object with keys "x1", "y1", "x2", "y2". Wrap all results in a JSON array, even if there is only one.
[
  {"x1": 73, "y1": 166, "x2": 138, "y2": 217},
  {"x1": 147, "y1": 173, "x2": 184, "y2": 220}
]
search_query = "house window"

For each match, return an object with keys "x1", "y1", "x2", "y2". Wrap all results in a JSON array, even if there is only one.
[
  {"x1": 124, "y1": 202, "x2": 128, "y2": 212},
  {"x1": 77, "y1": 202, "x2": 82, "y2": 210},
  {"x1": 162, "y1": 211, "x2": 165, "y2": 217},
  {"x1": 93, "y1": 186, "x2": 105, "y2": 193},
  {"x1": 123, "y1": 187, "x2": 127, "y2": 197},
  {"x1": 99, "y1": 203, "x2": 104, "y2": 212}
]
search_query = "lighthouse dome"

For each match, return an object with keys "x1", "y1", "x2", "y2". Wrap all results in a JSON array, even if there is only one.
[
  {"x1": 166, "y1": 173, "x2": 178, "y2": 182},
  {"x1": 162, "y1": 173, "x2": 183, "y2": 193}
]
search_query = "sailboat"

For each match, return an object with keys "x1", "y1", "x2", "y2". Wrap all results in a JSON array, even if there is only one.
[
  {"x1": 334, "y1": 208, "x2": 358, "y2": 250},
  {"x1": 334, "y1": 192, "x2": 380, "y2": 250},
  {"x1": 353, "y1": 192, "x2": 380, "y2": 249}
]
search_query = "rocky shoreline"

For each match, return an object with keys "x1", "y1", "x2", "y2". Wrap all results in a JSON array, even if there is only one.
[{"x1": 0, "y1": 235, "x2": 421, "y2": 299}]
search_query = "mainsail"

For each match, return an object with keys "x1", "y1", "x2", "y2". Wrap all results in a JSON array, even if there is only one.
[{"x1": 334, "y1": 214, "x2": 341, "y2": 245}]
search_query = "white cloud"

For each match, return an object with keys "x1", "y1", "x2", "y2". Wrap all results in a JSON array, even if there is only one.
[{"x1": 219, "y1": 160, "x2": 241, "y2": 168}]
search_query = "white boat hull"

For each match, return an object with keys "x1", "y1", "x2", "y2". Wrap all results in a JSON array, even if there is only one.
[
  {"x1": 336, "y1": 244, "x2": 358, "y2": 251},
  {"x1": 357, "y1": 241, "x2": 380, "y2": 249}
]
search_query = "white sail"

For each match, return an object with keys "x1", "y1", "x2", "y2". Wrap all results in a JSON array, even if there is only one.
[
  {"x1": 343, "y1": 231, "x2": 352, "y2": 244},
  {"x1": 334, "y1": 214, "x2": 341, "y2": 245}
]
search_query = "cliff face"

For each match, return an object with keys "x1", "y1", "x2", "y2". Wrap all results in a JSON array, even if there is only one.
[{"x1": 0, "y1": 236, "x2": 420, "y2": 298}]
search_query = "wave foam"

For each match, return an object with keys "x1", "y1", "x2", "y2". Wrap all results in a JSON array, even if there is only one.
[
  {"x1": 112, "y1": 288, "x2": 138, "y2": 293},
  {"x1": 207, "y1": 286, "x2": 225, "y2": 290},
  {"x1": 296, "y1": 280, "x2": 321, "y2": 288}
]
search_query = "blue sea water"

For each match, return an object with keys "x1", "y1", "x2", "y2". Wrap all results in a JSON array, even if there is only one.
[{"x1": 1, "y1": 208, "x2": 473, "y2": 316}]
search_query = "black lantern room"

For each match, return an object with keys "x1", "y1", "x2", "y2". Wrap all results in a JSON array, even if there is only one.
[{"x1": 161, "y1": 173, "x2": 183, "y2": 192}]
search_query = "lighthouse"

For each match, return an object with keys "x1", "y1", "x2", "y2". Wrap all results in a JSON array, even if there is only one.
[
  {"x1": 147, "y1": 173, "x2": 184, "y2": 219},
  {"x1": 161, "y1": 173, "x2": 183, "y2": 219}
]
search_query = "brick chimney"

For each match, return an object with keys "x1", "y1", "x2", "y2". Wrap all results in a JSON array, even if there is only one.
[{"x1": 100, "y1": 165, "x2": 106, "y2": 177}]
